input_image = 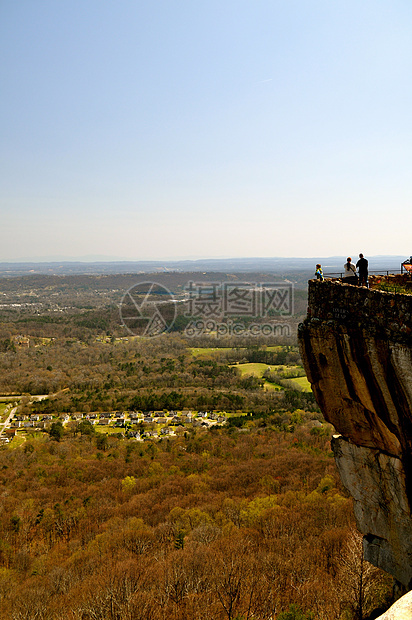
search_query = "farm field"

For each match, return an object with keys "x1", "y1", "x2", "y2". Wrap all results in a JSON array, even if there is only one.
[
  {"x1": 189, "y1": 345, "x2": 285, "y2": 356},
  {"x1": 289, "y1": 375, "x2": 312, "y2": 392},
  {"x1": 231, "y1": 361, "x2": 312, "y2": 393},
  {"x1": 231, "y1": 362, "x2": 283, "y2": 391},
  {"x1": 189, "y1": 347, "x2": 240, "y2": 356},
  {"x1": 232, "y1": 362, "x2": 270, "y2": 375}
]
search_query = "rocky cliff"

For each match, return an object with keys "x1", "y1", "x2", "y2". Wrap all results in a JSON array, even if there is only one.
[
  {"x1": 376, "y1": 590, "x2": 412, "y2": 619},
  {"x1": 298, "y1": 279, "x2": 412, "y2": 588}
]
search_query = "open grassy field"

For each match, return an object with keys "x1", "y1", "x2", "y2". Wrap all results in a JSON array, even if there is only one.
[
  {"x1": 9, "y1": 432, "x2": 50, "y2": 448},
  {"x1": 189, "y1": 347, "x2": 242, "y2": 356},
  {"x1": 0, "y1": 403, "x2": 8, "y2": 422},
  {"x1": 231, "y1": 362, "x2": 312, "y2": 393},
  {"x1": 189, "y1": 346, "x2": 285, "y2": 356},
  {"x1": 8, "y1": 435, "x2": 26, "y2": 448},
  {"x1": 95, "y1": 424, "x2": 114, "y2": 434},
  {"x1": 233, "y1": 362, "x2": 270, "y2": 376},
  {"x1": 231, "y1": 362, "x2": 283, "y2": 391},
  {"x1": 289, "y1": 376, "x2": 312, "y2": 392},
  {"x1": 264, "y1": 346, "x2": 286, "y2": 352}
]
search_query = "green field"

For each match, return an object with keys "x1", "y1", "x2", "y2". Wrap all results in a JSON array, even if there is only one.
[
  {"x1": 0, "y1": 403, "x2": 8, "y2": 422},
  {"x1": 231, "y1": 362, "x2": 312, "y2": 393},
  {"x1": 232, "y1": 363, "x2": 283, "y2": 391},
  {"x1": 233, "y1": 362, "x2": 270, "y2": 376},
  {"x1": 10, "y1": 431, "x2": 52, "y2": 448},
  {"x1": 289, "y1": 376, "x2": 312, "y2": 392},
  {"x1": 189, "y1": 347, "x2": 241, "y2": 356},
  {"x1": 95, "y1": 424, "x2": 114, "y2": 434},
  {"x1": 10, "y1": 437, "x2": 25, "y2": 448},
  {"x1": 189, "y1": 346, "x2": 285, "y2": 356},
  {"x1": 264, "y1": 346, "x2": 286, "y2": 352}
]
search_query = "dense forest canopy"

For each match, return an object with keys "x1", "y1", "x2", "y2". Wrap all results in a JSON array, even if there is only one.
[{"x1": 0, "y1": 425, "x2": 392, "y2": 619}]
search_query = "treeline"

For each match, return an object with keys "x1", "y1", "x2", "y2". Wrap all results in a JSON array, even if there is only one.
[
  {"x1": 0, "y1": 307, "x2": 121, "y2": 341},
  {"x1": 243, "y1": 347, "x2": 301, "y2": 366},
  {"x1": 33, "y1": 385, "x2": 317, "y2": 417},
  {"x1": 0, "y1": 424, "x2": 392, "y2": 619}
]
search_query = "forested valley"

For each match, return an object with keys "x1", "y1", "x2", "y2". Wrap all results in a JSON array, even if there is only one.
[
  {"x1": 0, "y1": 274, "x2": 393, "y2": 619},
  {"x1": 0, "y1": 423, "x2": 393, "y2": 620}
]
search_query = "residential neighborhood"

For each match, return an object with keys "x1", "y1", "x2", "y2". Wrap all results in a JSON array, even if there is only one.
[{"x1": 0, "y1": 400, "x2": 228, "y2": 445}]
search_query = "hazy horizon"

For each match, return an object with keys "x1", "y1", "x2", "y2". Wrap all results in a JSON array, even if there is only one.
[{"x1": 0, "y1": 253, "x2": 408, "y2": 264}]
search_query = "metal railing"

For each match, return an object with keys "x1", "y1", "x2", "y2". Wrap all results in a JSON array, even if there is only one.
[{"x1": 323, "y1": 269, "x2": 403, "y2": 279}]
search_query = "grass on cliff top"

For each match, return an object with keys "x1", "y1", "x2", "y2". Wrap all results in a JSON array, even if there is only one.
[{"x1": 372, "y1": 282, "x2": 412, "y2": 295}]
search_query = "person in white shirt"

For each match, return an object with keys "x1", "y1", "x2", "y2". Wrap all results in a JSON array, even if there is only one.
[{"x1": 343, "y1": 257, "x2": 358, "y2": 284}]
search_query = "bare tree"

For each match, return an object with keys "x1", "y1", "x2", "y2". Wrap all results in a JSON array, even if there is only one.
[{"x1": 338, "y1": 528, "x2": 389, "y2": 620}]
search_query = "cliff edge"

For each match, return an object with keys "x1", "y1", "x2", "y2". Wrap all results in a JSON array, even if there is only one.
[{"x1": 298, "y1": 279, "x2": 412, "y2": 588}]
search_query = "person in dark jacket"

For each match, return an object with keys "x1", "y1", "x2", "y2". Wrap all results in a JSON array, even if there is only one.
[{"x1": 356, "y1": 253, "x2": 368, "y2": 287}]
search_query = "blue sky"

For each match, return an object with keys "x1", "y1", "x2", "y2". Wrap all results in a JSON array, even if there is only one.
[{"x1": 1, "y1": 1, "x2": 411, "y2": 261}]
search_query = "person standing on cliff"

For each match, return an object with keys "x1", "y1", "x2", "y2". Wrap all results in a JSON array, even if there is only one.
[
  {"x1": 343, "y1": 257, "x2": 358, "y2": 284},
  {"x1": 315, "y1": 264, "x2": 324, "y2": 281},
  {"x1": 356, "y1": 253, "x2": 369, "y2": 287}
]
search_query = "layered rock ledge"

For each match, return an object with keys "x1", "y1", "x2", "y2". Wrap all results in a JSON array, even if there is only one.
[{"x1": 298, "y1": 279, "x2": 412, "y2": 587}]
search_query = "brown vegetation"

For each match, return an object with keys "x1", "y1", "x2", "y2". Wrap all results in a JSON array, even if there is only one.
[
  {"x1": 0, "y1": 274, "x2": 394, "y2": 618},
  {"x1": 0, "y1": 425, "x2": 392, "y2": 619}
]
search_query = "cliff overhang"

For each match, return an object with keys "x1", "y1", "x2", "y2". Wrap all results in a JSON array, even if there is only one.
[{"x1": 298, "y1": 279, "x2": 412, "y2": 587}]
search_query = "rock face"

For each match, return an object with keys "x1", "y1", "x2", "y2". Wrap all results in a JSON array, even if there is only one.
[
  {"x1": 298, "y1": 279, "x2": 412, "y2": 588},
  {"x1": 376, "y1": 590, "x2": 412, "y2": 619}
]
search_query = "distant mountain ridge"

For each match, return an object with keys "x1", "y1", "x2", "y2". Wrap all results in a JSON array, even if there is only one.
[{"x1": 0, "y1": 255, "x2": 407, "y2": 277}]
